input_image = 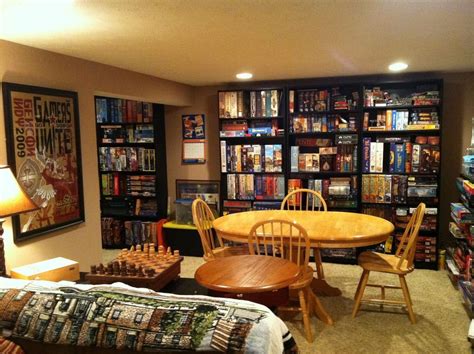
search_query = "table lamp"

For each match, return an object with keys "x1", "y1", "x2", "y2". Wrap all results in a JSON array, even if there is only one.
[{"x1": 0, "y1": 165, "x2": 39, "y2": 276}]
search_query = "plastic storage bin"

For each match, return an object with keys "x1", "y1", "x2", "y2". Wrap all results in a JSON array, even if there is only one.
[{"x1": 175, "y1": 199, "x2": 194, "y2": 225}]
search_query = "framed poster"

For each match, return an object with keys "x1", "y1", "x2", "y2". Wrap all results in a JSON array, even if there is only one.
[
  {"x1": 182, "y1": 114, "x2": 205, "y2": 139},
  {"x1": 2, "y1": 82, "x2": 84, "y2": 242}
]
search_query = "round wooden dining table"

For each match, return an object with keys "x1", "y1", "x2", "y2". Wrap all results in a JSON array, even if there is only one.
[
  {"x1": 213, "y1": 210, "x2": 394, "y2": 249},
  {"x1": 212, "y1": 210, "x2": 395, "y2": 324}
]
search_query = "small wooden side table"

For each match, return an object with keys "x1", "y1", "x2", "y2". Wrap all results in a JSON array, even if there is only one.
[{"x1": 194, "y1": 255, "x2": 300, "y2": 307}]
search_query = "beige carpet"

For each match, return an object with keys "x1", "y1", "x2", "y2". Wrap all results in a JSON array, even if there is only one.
[{"x1": 102, "y1": 250, "x2": 471, "y2": 353}]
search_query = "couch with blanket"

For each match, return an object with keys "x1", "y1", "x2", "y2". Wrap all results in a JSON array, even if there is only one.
[{"x1": 0, "y1": 278, "x2": 297, "y2": 353}]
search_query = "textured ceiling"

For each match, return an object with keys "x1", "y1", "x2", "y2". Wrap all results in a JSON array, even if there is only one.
[{"x1": 1, "y1": 0, "x2": 473, "y2": 86}]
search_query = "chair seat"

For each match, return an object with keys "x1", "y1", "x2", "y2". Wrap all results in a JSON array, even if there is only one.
[
  {"x1": 290, "y1": 265, "x2": 314, "y2": 290},
  {"x1": 358, "y1": 251, "x2": 414, "y2": 275},
  {"x1": 212, "y1": 244, "x2": 249, "y2": 258}
]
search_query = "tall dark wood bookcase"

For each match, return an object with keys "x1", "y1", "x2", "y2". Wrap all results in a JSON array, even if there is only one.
[
  {"x1": 95, "y1": 96, "x2": 167, "y2": 249},
  {"x1": 218, "y1": 88, "x2": 287, "y2": 214},
  {"x1": 359, "y1": 79, "x2": 442, "y2": 270},
  {"x1": 217, "y1": 78, "x2": 443, "y2": 270},
  {"x1": 286, "y1": 83, "x2": 363, "y2": 263}
]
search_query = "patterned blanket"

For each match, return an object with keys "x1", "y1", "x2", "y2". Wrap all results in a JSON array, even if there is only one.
[{"x1": 0, "y1": 278, "x2": 297, "y2": 353}]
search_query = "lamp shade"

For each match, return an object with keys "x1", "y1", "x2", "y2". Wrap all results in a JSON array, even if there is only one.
[{"x1": 0, "y1": 165, "x2": 39, "y2": 218}]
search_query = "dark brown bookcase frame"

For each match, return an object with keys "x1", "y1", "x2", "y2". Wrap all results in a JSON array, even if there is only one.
[{"x1": 94, "y1": 96, "x2": 168, "y2": 249}]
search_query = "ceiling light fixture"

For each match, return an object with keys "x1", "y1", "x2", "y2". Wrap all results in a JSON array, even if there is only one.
[
  {"x1": 388, "y1": 62, "x2": 408, "y2": 72},
  {"x1": 1, "y1": 0, "x2": 88, "y2": 38},
  {"x1": 236, "y1": 73, "x2": 253, "y2": 80}
]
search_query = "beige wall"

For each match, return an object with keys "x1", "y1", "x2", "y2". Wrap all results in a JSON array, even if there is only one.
[
  {"x1": 165, "y1": 86, "x2": 222, "y2": 206},
  {"x1": 0, "y1": 40, "x2": 193, "y2": 273}
]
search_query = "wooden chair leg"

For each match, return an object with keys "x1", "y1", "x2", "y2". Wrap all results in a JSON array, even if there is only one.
[
  {"x1": 352, "y1": 270, "x2": 370, "y2": 318},
  {"x1": 298, "y1": 287, "x2": 313, "y2": 343},
  {"x1": 353, "y1": 269, "x2": 366, "y2": 300},
  {"x1": 399, "y1": 275, "x2": 416, "y2": 324}
]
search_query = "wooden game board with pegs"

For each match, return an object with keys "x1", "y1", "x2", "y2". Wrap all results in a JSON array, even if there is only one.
[{"x1": 85, "y1": 243, "x2": 183, "y2": 291}]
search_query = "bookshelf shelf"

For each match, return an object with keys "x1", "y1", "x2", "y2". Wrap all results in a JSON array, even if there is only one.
[
  {"x1": 219, "y1": 116, "x2": 285, "y2": 120},
  {"x1": 362, "y1": 172, "x2": 438, "y2": 176},
  {"x1": 396, "y1": 227, "x2": 438, "y2": 235},
  {"x1": 95, "y1": 96, "x2": 167, "y2": 249},
  {"x1": 97, "y1": 143, "x2": 155, "y2": 148},
  {"x1": 362, "y1": 129, "x2": 440, "y2": 136},
  {"x1": 100, "y1": 214, "x2": 160, "y2": 221},
  {"x1": 290, "y1": 171, "x2": 358, "y2": 177},
  {"x1": 97, "y1": 122, "x2": 154, "y2": 126},
  {"x1": 363, "y1": 104, "x2": 439, "y2": 111},
  {"x1": 221, "y1": 171, "x2": 284, "y2": 175},
  {"x1": 99, "y1": 170, "x2": 157, "y2": 175},
  {"x1": 224, "y1": 199, "x2": 284, "y2": 202},
  {"x1": 361, "y1": 201, "x2": 439, "y2": 208},
  {"x1": 289, "y1": 110, "x2": 361, "y2": 115},
  {"x1": 290, "y1": 131, "x2": 357, "y2": 137},
  {"x1": 102, "y1": 194, "x2": 158, "y2": 199},
  {"x1": 219, "y1": 136, "x2": 284, "y2": 141}
]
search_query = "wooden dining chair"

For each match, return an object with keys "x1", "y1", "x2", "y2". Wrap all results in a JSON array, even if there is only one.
[
  {"x1": 248, "y1": 219, "x2": 317, "y2": 342},
  {"x1": 281, "y1": 188, "x2": 327, "y2": 280},
  {"x1": 192, "y1": 198, "x2": 248, "y2": 261},
  {"x1": 352, "y1": 203, "x2": 426, "y2": 323}
]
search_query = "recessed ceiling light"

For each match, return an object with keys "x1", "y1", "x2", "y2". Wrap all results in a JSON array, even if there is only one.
[
  {"x1": 388, "y1": 62, "x2": 408, "y2": 72},
  {"x1": 236, "y1": 72, "x2": 253, "y2": 80}
]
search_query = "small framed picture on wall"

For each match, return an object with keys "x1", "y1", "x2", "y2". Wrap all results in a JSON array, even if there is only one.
[{"x1": 182, "y1": 114, "x2": 205, "y2": 139}]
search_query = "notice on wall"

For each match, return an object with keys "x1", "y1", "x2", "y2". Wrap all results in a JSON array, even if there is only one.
[{"x1": 182, "y1": 139, "x2": 206, "y2": 164}]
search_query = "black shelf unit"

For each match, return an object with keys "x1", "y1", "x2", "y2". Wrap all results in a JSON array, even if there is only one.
[
  {"x1": 360, "y1": 79, "x2": 442, "y2": 270},
  {"x1": 218, "y1": 87, "x2": 287, "y2": 214},
  {"x1": 286, "y1": 83, "x2": 363, "y2": 263},
  {"x1": 95, "y1": 96, "x2": 167, "y2": 249},
  {"x1": 447, "y1": 172, "x2": 474, "y2": 287},
  {"x1": 217, "y1": 78, "x2": 443, "y2": 269}
]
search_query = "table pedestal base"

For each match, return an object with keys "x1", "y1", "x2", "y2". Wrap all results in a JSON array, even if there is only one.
[{"x1": 311, "y1": 278, "x2": 342, "y2": 297}]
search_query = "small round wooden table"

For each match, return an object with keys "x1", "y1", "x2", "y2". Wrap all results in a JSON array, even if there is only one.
[
  {"x1": 212, "y1": 210, "x2": 395, "y2": 323},
  {"x1": 194, "y1": 255, "x2": 301, "y2": 307}
]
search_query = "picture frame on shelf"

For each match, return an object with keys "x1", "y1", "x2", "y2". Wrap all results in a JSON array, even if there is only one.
[{"x1": 2, "y1": 82, "x2": 85, "y2": 242}]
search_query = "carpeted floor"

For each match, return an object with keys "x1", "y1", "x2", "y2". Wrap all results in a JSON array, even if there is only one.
[{"x1": 102, "y1": 250, "x2": 471, "y2": 353}]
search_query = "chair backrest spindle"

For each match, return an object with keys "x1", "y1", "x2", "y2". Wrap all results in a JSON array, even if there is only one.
[
  {"x1": 192, "y1": 199, "x2": 223, "y2": 260},
  {"x1": 249, "y1": 219, "x2": 310, "y2": 268},
  {"x1": 395, "y1": 203, "x2": 426, "y2": 270},
  {"x1": 281, "y1": 188, "x2": 327, "y2": 212}
]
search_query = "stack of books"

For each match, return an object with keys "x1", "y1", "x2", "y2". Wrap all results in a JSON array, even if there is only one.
[
  {"x1": 362, "y1": 136, "x2": 440, "y2": 174},
  {"x1": 96, "y1": 98, "x2": 153, "y2": 123},
  {"x1": 226, "y1": 174, "x2": 285, "y2": 200},
  {"x1": 220, "y1": 143, "x2": 282, "y2": 173}
]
